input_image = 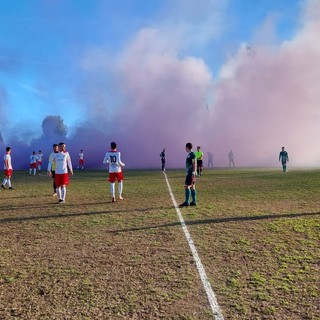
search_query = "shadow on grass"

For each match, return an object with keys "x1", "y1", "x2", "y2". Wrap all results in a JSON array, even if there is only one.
[
  {"x1": 0, "y1": 206, "x2": 172, "y2": 224},
  {"x1": 111, "y1": 211, "x2": 320, "y2": 233}
]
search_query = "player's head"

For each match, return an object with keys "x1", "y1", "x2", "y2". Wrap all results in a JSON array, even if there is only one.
[
  {"x1": 185, "y1": 142, "x2": 192, "y2": 152},
  {"x1": 58, "y1": 142, "x2": 66, "y2": 151},
  {"x1": 282, "y1": 146, "x2": 285, "y2": 151},
  {"x1": 53, "y1": 144, "x2": 58, "y2": 152},
  {"x1": 32, "y1": 151, "x2": 36, "y2": 155},
  {"x1": 111, "y1": 142, "x2": 117, "y2": 150},
  {"x1": 80, "y1": 149, "x2": 83, "y2": 152},
  {"x1": 39, "y1": 150, "x2": 42, "y2": 153},
  {"x1": 197, "y1": 146, "x2": 201, "y2": 151},
  {"x1": 5, "y1": 146, "x2": 11, "y2": 153}
]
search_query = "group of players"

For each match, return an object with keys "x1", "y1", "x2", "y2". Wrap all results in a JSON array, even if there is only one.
[
  {"x1": 2, "y1": 142, "x2": 289, "y2": 207},
  {"x1": 1, "y1": 142, "x2": 125, "y2": 205}
]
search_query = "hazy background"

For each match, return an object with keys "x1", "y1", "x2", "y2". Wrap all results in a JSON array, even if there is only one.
[{"x1": 0, "y1": 0, "x2": 319, "y2": 169}]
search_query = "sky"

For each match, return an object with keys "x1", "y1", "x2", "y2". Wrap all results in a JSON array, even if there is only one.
[{"x1": 1, "y1": 0, "x2": 319, "y2": 169}]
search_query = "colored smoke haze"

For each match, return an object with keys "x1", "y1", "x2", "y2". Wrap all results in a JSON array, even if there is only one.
[{"x1": 1, "y1": 0, "x2": 320, "y2": 169}]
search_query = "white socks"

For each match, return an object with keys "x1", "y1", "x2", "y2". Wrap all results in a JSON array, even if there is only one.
[
  {"x1": 118, "y1": 181, "x2": 123, "y2": 197},
  {"x1": 110, "y1": 183, "x2": 115, "y2": 197}
]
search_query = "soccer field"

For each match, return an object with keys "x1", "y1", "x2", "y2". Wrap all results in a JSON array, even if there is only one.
[{"x1": 0, "y1": 169, "x2": 319, "y2": 319}]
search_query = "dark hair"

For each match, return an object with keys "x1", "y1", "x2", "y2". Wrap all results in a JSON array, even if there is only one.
[
  {"x1": 53, "y1": 144, "x2": 58, "y2": 147},
  {"x1": 186, "y1": 142, "x2": 192, "y2": 150},
  {"x1": 58, "y1": 142, "x2": 65, "y2": 146},
  {"x1": 6, "y1": 147, "x2": 11, "y2": 152},
  {"x1": 111, "y1": 142, "x2": 117, "y2": 150}
]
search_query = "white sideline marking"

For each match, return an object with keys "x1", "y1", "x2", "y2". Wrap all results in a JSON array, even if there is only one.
[{"x1": 163, "y1": 172, "x2": 224, "y2": 320}]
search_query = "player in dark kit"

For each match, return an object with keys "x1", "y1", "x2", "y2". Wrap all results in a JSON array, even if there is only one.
[
  {"x1": 279, "y1": 147, "x2": 289, "y2": 172},
  {"x1": 179, "y1": 142, "x2": 197, "y2": 207},
  {"x1": 160, "y1": 148, "x2": 166, "y2": 171}
]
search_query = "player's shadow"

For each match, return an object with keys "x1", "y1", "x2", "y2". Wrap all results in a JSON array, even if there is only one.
[
  {"x1": 111, "y1": 211, "x2": 320, "y2": 233},
  {"x1": 0, "y1": 205, "x2": 172, "y2": 224}
]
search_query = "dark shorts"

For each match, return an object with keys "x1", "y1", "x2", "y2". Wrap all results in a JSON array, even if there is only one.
[
  {"x1": 197, "y1": 160, "x2": 203, "y2": 168},
  {"x1": 51, "y1": 170, "x2": 55, "y2": 179},
  {"x1": 185, "y1": 173, "x2": 196, "y2": 186}
]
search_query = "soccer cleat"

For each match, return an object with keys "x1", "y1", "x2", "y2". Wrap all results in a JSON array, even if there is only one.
[
  {"x1": 52, "y1": 193, "x2": 58, "y2": 197},
  {"x1": 179, "y1": 202, "x2": 190, "y2": 207},
  {"x1": 119, "y1": 196, "x2": 123, "y2": 200},
  {"x1": 190, "y1": 202, "x2": 197, "y2": 206},
  {"x1": 1, "y1": 185, "x2": 6, "y2": 189},
  {"x1": 112, "y1": 197, "x2": 116, "y2": 203},
  {"x1": 8, "y1": 187, "x2": 14, "y2": 190},
  {"x1": 58, "y1": 199, "x2": 64, "y2": 204}
]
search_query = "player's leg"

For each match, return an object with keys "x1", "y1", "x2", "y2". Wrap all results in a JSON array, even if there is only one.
[
  {"x1": 190, "y1": 184, "x2": 197, "y2": 206},
  {"x1": 61, "y1": 185, "x2": 66, "y2": 203},
  {"x1": 118, "y1": 181, "x2": 123, "y2": 200},
  {"x1": 1, "y1": 175, "x2": 7, "y2": 188},
  {"x1": 179, "y1": 174, "x2": 192, "y2": 207}
]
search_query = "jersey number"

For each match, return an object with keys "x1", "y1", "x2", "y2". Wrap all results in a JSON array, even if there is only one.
[{"x1": 109, "y1": 155, "x2": 117, "y2": 163}]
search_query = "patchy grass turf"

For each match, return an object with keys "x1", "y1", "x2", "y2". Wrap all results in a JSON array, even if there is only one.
[{"x1": 0, "y1": 168, "x2": 319, "y2": 319}]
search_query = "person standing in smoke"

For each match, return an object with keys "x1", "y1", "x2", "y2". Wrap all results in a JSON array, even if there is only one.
[
  {"x1": 207, "y1": 151, "x2": 214, "y2": 168},
  {"x1": 47, "y1": 142, "x2": 73, "y2": 204},
  {"x1": 179, "y1": 142, "x2": 197, "y2": 207},
  {"x1": 103, "y1": 142, "x2": 125, "y2": 203},
  {"x1": 1, "y1": 147, "x2": 14, "y2": 190},
  {"x1": 195, "y1": 146, "x2": 204, "y2": 176},
  {"x1": 159, "y1": 148, "x2": 166, "y2": 171},
  {"x1": 228, "y1": 150, "x2": 235, "y2": 168},
  {"x1": 37, "y1": 150, "x2": 44, "y2": 173},
  {"x1": 29, "y1": 151, "x2": 38, "y2": 175},
  {"x1": 78, "y1": 149, "x2": 85, "y2": 170},
  {"x1": 279, "y1": 147, "x2": 289, "y2": 172},
  {"x1": 47, "y1": 144, "x2": 59, "y2": 196}
]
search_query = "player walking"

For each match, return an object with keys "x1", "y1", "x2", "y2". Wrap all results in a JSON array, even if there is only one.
[
  {"x1": 179, "y1": 142, "x2": 197, "y2": 207},
  {"x1": 47, "y1": 144, "x2": 59, "y2": 196},
  {"x1": 279, "y1": 147, "x2": 289, "y2": 172},
  {"x1": 47, "y1": 142, "x2": 73, "y2": 203},
  {"x1": 103, "y1": 142, "x2": 125, "y2": 203},
  {"x1": 29, "y1": 151, "x2": 38, "y2": 175},
  {"x1": 1, "y1": 147, "x2": 13, "y2": 190}
]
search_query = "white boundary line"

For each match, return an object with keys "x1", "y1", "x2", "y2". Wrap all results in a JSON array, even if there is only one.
[{"x1": 163, "y1": 172, "x2": 224, "y2": 320}]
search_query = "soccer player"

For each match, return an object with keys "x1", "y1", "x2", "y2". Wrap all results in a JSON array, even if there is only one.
[
  {"x1": 279, "y1": 147, "x2": 289, "y2": 172},
  {"x1": 1, "y1": 147, "x2": 13, "y2": 190},
  {"x1": 103, "y1": 142, "x2": 125, "y2": 203},
  {"x1": 195, "y1": 146, "x2": 204, "y2": 176},
  {"x1": 179, "y1": 142, "x2": 197, "y2": 207},
  {"x1": 228, "y1": 150, "x2": 235, "y2": 168},
  {"x1": 29, "y1": 151, "x2": 38, "y2": 175},
  {"x1": 47, "y1": 144, "x2": 59, "y2": 196},
  {"x1": 77, "y1": 149, "x2": 84, "y2": 170},
  {"x1": 159, "y1": 148, "x2": 166, "y2": 171},
  {"x1": 207, "y1": 151, "x2": 214, "y2": 168},
  {"x1": 37, "y1": 150, "x2": 44, "y2": 173},
  {"x1": 47, "y1": 142, "x2": 73, "y2": 203}
]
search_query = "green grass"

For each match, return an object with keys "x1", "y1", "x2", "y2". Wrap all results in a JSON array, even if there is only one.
[{"x1": 0, "y1": 168, "x2": 319, "y2": 319}]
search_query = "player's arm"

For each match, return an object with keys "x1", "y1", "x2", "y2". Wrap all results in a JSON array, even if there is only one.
[
  {"x1": 47, "y1": 154, "x2": 53, "y2": 174},
  {"x1": 192, "y1": 156, "x2": 197, "y2": 176},
  {"x1": 118, "y1": 153, "x2": 125, "y2": 167},
  {"x1": 67, "y1": 153, "x2": 74, "y2": 175},
  {"x1": 4, "y1": 158, "x2": 9, "y2": 169},
  {"x1": 103, "y1": 154, "x2": 109, "y2": 164}
]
